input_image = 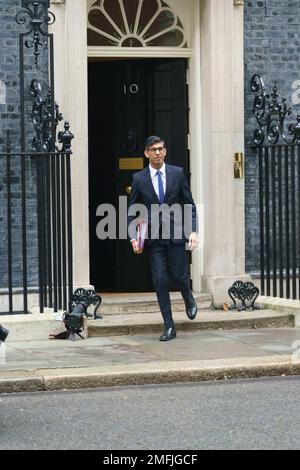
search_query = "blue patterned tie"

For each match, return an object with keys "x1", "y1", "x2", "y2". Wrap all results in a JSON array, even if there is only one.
[{"x1": 156, "y1": 170, "x2": 165, "y2": 204}]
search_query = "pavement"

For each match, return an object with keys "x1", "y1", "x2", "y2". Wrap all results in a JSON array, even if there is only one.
[{"x1": 1, "y1": 292, "x2": 300, "y2": 393}]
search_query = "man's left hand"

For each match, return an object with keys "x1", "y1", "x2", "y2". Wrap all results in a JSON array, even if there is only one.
[{"x1": 189, "y1": 232, "x2": 199, "y2": 251}]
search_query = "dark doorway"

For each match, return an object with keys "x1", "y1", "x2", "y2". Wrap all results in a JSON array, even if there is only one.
[{"x1": 88, "y1": 58, "x2": 189, "y2": 291}]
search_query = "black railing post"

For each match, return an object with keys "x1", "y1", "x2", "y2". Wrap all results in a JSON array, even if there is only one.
[
  {"x1": 56, "y1": 150, "x2": 62, "y2": 310},
  {"x1": 61, "y1": 152, "x2": 67, "y2": 311},
  {"x1": 271, "y1": 146, "x2": 277, "y2": 297},
  {"x1": 278, "y1": 146, "x2": 284, "y2": 298},
  {"x1": 45, "y1": 152, "x2": 53, "y2": 308},
  {"x1": 265, "y1": 147, "x2": 270, "y2": 296},
  {"x1": 291, "y1": 145, "x2": 297, "y2": 298},
  {"x1": 36, "y1": 150, "x2": 44, "y2": 313},
  {"x1": 19, "y1": 31, "x2": 28, "y2": 313},
  {"x1": 58, "y1": 121, "x2": 74, "y2": 312},
  {"x1": 285, "y1": 146, "x2": 290, "y2": 299},
  {"x1": 6, "y1": 131, "x2": 13, "y2": 313},
  {"x1": 258, "y1": 147, "x2": 265, "y2": 295},
  {"x1": 52, "y1": 150, "x2": 58, "y2": 312}
]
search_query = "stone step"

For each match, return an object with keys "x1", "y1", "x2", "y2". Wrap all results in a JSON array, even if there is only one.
[
  {"x1": 1, "y1": 294, "x2": 294, "y2": 343},
  {"x1": 98, "y1": 292, "x2": 212, "y2": 315},
  {"x1": 1, "y1": 309, "x2": 294, "y2": 343},
  {"x1": 2, "y1": 313, "x2": 65, "y2": 342},
  {"x1": 87, "y1": 309, "x2": 294, "y2": 338},
  {"x1": 1, "y1": 293, "x2": 211, "y2": 342}
]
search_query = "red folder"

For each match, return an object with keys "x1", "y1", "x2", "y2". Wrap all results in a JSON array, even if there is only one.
[{"x1": 136, "y1": 219, "x2": 147, "y2": 254}]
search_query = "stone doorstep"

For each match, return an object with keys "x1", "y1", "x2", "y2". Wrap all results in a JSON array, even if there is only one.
[
  {"x1": 0, "y1": 293, "x2": 212, "y2": 342},
  {"x1": 1, "y1": 355, "x2": 300, "y2": 394},
  {"x1": 87, "y1": 310, "x2": 294, "y2": 338},
  {"x1": 99, "y1": 296, "x2": 212, "y2": 314},
  {"x1": 1, "y1": 292, "x2": 299, "y2": 342},
  {"x1": 257, "y1": 296, "x2": 300, "y2": 327},
  {"x1": 1, "y1": 311, "x2": 294, "y2": 342},
  {"x1": 99, "y1": 292, "x2": 208, "y2": 303}
]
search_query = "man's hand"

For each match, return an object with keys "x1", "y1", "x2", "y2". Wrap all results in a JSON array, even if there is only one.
[
  {"x1": 188, "y1": 232, "x2": 199, "y2": 251},
  {"x1": 131, "y1": 240, "x2": 142, "y2": 255}
]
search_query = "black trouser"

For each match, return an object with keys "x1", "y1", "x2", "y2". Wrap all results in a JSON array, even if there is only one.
[{"x1": 147, "y1": 240, "x2": 191, "y2": 328}]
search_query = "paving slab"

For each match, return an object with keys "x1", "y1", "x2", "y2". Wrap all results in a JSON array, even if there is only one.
[
  {"x1": 2, "y1": 337, "x2": 162, "y2": 371},
  {"x1": 2, "y1": 327, "x2": 300, "y2": 370},
  {"x1": 0, "y1": 327, "x2": 300, "y2": 385},
  {"x1": 1, "y1": 297, "x2": 300, "y2": 394}
]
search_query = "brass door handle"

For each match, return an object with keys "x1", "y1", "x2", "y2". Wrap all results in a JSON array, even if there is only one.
[
  {"x1": 125, "y1": 185, "x2": 132, "y2": 195},
  {"x1": 234, "y1": 153, "x2": 244, "y2": 179}
]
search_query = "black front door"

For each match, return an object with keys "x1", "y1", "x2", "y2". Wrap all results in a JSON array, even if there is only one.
[{"x1": 88, "y1": 58, "x2": 189, "y2": 291}]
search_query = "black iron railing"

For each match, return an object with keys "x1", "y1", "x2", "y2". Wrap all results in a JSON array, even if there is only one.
[
  {"x1": 1, "y1": 123, "x2": 73, "y2": 314},
  {"x1": 250, "y1": 74, "x2": 300, "y2": 299},
  {"x1": 1, "y1": 1, "x2": 74, "y2": 314}
]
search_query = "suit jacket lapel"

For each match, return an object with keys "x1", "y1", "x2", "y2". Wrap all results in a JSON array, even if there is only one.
[
  {"x1": 144, "y1": 167, "x2": 160, "y2": 204},
  {"x1": 164, "y1": 164, "x2": 173, "y2": 202}
]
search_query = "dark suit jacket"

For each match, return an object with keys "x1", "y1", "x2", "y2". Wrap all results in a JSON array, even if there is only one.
[{"x1": 128, "y1": 164, "x2": 198, "y2": 246}]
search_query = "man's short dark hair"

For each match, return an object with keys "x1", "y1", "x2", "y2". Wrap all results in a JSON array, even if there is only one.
[{"x1": 145, "y1": 136, "x2": 164, "y2": 149}]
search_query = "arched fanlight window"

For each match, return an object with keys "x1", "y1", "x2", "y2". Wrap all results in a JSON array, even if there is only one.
[{"x1": 87, "y1": 0, "x2": 186, "y2": 48}]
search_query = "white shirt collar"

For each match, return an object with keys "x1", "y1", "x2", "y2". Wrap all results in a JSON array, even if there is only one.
[{"x1": 149, "y1": 163, "x2": 166, "y2": 179}]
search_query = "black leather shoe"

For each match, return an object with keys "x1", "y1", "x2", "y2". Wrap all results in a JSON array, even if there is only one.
[
  {"x1": 183, "y1": 294, "x2": 198, "y2": 320},
  {"x1": 159, "y1": 327, "x2": 176, "y2": 341}
]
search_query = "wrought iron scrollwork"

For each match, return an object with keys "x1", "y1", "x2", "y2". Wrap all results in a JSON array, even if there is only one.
[
  {"x1": 49, "y1": 289, "x2": 102, "y2": 341},
  {"x1": 16, "y1": 1, "x2": 55, "y2": 68},
  {"x1": 30, "y1": 79, "x2": 63, "y2": 151},
  {"x1": 251, "y1": 74, "x2": 300, "y2": 147},
  {"x1": 71, "y1": 288, "x2": 102, "y2": 320},
  {"x1": 228, "y1": 280, "x2": 260, "y2": 311}
]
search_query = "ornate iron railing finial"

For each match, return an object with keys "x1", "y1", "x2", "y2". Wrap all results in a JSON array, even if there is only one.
[
  {"x1": 251, "y1": 74, "x2": 300, "y2": 146},
  {"x1": 58, "y1": 122, "x2": 74, "y2": 154},
  {"x1": 16, "y1": 0, "x2": 55, "y2": 69}
]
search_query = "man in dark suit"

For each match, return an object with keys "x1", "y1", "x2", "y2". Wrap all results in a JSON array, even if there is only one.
[{"x1": 128, "y1": 136, "x2": 198, "y2": 341}]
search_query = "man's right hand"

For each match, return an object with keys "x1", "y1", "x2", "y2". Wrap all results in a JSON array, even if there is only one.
[{"x1": 131, "y1": 240, "x2": 142, "y2": 255}]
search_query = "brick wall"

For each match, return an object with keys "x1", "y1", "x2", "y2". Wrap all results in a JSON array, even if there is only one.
[{"x1": 244, "y1": 0, "x2": 300, "y2": 273}]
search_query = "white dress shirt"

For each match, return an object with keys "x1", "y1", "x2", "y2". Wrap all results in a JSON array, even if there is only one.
[{"x1": 149, "y1": 163, "x2": 166, "y2": 200}]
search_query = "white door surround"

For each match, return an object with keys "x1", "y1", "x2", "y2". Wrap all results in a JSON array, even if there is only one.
[{"x1": 49, "y1": 0, "x2": 248, "y2": 306}]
